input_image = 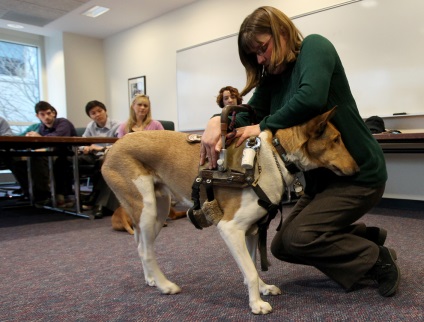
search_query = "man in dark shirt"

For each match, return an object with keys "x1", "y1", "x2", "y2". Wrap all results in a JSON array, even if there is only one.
[{"x1": 11, "y1": 101, "x2": 77, "y2": 204}]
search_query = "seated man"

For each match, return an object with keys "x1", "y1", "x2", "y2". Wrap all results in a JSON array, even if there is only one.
[
  {"x1": 0, "y1": 116, "x2": 13, "y2": 136},
  {"x1": 79, "y1": 100, "x2": 120, "y2": 218},
  {"x1": 10, "y1": 101, "x2": 77, "y2": 204},
  {"x1": 0, "y1": 116, "x2": 14, "y2": 171}
]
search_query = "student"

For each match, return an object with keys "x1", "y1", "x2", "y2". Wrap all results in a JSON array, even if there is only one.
[
  {"x1": 200, "y1": 6, "x2": 399, "y2": 297},
  {"x1": 216, "y1": 86, "x2": 243, "y2": 108},
  {"x1": 0, "y1": 116, "x2": 13, "y2": 136},
  {"x1": 79, "y1": 100, "x2": 120, "y2": 218},
  {"x1": 19, "y1": 106, "x2": 57, "y2": 136},
  {"x1": 0, "y1": 117, "x2": 13, "y2": 171},
  {"x1": 10, "y1": 101, "x2": 77, "y2": 203},
  {"x1": 117, "y1": 94, "x2": 163, "y2": 138}
]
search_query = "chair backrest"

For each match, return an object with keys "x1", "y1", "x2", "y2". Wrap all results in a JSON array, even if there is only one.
[
  {"x1": 75, "y1": 127, "x2": 86, "y2": 137},
  {"x1": 158, "y1": 120, "x2": 175, "y2": 131}
]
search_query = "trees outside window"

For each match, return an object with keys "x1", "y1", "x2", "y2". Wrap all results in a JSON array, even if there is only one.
[{"x1": 0, "y1": 40, "x2": 40, "y2": 133}]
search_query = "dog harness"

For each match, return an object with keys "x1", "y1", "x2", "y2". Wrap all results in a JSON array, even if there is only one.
[{"x1": 187, "y1": 105, "x2": 294, "y2": 271}]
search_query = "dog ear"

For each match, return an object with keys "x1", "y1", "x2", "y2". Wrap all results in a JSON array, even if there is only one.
[{"x1": 311, "y1": 106, "x2": 337, "y2": 138}]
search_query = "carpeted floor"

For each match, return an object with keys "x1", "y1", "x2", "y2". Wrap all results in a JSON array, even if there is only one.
[{"x1": 0, "y1": 200, "x2": 423, "y2": 321}]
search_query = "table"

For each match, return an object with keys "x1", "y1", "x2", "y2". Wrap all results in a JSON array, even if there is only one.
[
  {"x1": 373, "y1": 132, "x2": 424, "y2": 153},
  {"x1": 0, "y1": 136, "x2": 118, "y2": 219}
]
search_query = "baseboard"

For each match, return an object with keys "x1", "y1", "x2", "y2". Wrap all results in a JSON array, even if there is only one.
[{"x1": 376, "y1": 198, "x2": 424, "y2": 211}]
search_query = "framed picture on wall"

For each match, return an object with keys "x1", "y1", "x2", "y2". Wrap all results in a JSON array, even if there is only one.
[{"x1": 128, "y1": 76, "x2": 146, "y2": 104}]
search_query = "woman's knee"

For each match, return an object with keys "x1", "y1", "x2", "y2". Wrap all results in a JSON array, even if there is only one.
[{"x1": 271, "y1": 225, "x2": 317, "y2": 259}]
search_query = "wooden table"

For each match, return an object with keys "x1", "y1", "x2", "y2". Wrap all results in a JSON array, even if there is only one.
[
  {"x1": 373, "y1": 132, "x2": 424, "y2": 153},
  {"x1": 0, "y1": 136, "x2": 118, "y2": 219}
]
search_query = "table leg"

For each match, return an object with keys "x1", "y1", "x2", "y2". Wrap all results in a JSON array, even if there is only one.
[
  {"x1": 47, "y1": 152, "x2": 57, "y2": 207},
  {"x1": 72, "y1": 146, "x2": 83, "y2": 215},
  {"x1": 26, "y1": 152, "x2": 34, "y2": 206}
]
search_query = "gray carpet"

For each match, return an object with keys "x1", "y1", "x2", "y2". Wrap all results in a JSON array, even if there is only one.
[{"x1": 0, "y1": 201, "x2": 423, "y2": 321}]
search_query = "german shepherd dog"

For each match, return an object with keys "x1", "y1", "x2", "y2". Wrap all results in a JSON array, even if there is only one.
[{"x1": 102, "y1": 108, "x2": 358, "y2": 314}]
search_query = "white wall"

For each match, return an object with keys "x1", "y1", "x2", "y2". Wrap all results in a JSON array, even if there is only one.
[
  {"x1": 44, "y1": 32, "x2": 67, "y2": 118},
  {"x1": 104, "y1": 0, "x2": 348, "y2": 127},
  {"x1": 62, "y1": 33, "x2": 107, "y2": 128}
]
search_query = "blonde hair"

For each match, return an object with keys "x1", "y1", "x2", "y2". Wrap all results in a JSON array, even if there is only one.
[
  {"x1": 126, "y1": 94, "x2": 152, "y2": 133},
  {"x1": 238, "y1": 6, "x2": 303, "y2": 95}
]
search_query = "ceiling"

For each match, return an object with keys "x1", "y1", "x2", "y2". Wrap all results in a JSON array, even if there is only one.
[{"x1": 0, "y1": 0, "x2": 199, "y2": 39}]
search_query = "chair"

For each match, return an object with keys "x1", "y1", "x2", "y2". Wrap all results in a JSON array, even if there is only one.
[
  {"x1": 158, "y1": 120, "x2": 175, "y2": 131},
  {"x1": 71, "y1": 127, "x2": 95, "y2": 196},
  {"x1": 0, "y1": 159, "x2": 23, "y2": 200},
  {"x1": 75, "y1": 127, "x2": 86, "y2": 137}
]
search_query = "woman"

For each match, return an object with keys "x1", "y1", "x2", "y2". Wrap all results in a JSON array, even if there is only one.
[
  {"x1": 200, "y1": 6, "x2": 399, "y2": 296},
  {"x1": 216, "y1": 86, "x2": 243, "y2": 108},
  {"x1": 117, "y1": 94, "x2": 163, "y2": 138}
]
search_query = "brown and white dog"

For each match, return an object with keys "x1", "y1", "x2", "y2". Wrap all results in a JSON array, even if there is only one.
[{"x1": 102, "y1": 108, "x2": 359, "y2": 314}]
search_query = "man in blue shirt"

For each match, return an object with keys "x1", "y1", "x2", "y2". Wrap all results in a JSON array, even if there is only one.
[{"x1": 79, "y1": 100, "x2": 120, "y2": 218}]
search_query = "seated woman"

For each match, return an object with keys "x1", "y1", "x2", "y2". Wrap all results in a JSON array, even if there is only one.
[
  {"x1": 216, "y1": 85, "x2": 243, "y2": 108},
  {"x1": 117, "y1": 94, "x2": 163, "y2": 138}
]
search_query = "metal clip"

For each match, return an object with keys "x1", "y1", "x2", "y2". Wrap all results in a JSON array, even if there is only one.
[
  {"x1": 293, "y1": 178, "x2": 304, "y2": 197},
  {"x1": 246, "y1": 137, "x2": 261, "y2": 150}
]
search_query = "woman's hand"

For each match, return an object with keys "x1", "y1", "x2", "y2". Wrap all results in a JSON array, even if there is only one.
[
  {"x1": 200, "y1": 116, "x2": 221, "y2": 169},
  {"x1": 234, "y1": 124, "x2": 261, "y2": 147}
]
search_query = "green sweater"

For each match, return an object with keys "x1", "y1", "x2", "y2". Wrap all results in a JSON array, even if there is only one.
[{"x1": 236, "y1": 34, "x2": 387, "y2": 192}]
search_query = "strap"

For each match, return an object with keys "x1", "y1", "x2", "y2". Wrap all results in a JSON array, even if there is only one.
[
  {"x1": 252, "y1": 184, "x2": 280, "y2": 271},
  {"x1": 187, "y1": 177, "x2": 204, "y2": 230},
  {"x1": 272, "y1": 138, "x2": 301, "y2": 174}
]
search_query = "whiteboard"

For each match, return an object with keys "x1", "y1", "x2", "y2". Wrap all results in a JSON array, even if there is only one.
[
  {"x1": 176, "y1": 0, "x2": 424, "y2": 131},
  {"x1": 176, "y1": 34, "x2": 252, "y2": 131}
]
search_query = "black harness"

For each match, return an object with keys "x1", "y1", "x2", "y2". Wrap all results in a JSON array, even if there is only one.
[
  {"x1": 187, "y1": 166, "x2": 282, "y2": 271},
  {"x1": 187, "y1": 105, "x2": 302, "y2": 271}
]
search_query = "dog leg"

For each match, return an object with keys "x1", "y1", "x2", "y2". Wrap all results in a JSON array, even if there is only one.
[
  {"x1": 245, "y1": 234, "x2": 258, "y2": 264},
  {"x1": 218, "y1": 220, "x2": 277, "y2": 315},
  {"x1": 245, "y1": 234, "x2": 281, "y2": 296},
  {"x1": 155, "y1": 191, "x2": 172, "y2": 228},
  {"x1": 135, "y1": 177, "x2": 181, "y2": 295}
]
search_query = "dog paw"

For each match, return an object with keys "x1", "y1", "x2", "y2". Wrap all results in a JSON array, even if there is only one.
[
  {"x1": 260, "y1": 284, "x2": 282, "y2": 296},
  {"x1": 159, "y1": 281, "x2": 181, "y2": 295},
  {"x1": 250, "y1": 300, "x2": 272, "y2": 315},
  {"x1": 145, "y1": 278, "x2": 156, "y2": 287}
]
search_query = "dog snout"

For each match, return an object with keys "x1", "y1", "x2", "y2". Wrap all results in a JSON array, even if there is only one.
[{"x1": 331, "y1": 160, "x2": 359, "y2": 176}]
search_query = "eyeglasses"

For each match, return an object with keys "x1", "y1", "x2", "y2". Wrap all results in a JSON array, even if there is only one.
[{"x1": 255, "y1": 37, "x2": 272, "y2": 56}]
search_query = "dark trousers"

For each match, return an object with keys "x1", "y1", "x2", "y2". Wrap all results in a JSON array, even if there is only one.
[
  {"x1": 78, "y1": 153, "x2": 119, "y2": 211},
  {"x1": 53, "y1": 155, "x2": 74, "y2": 196},
  {"x1": 270, "y1": 181, "x2": 385, "y2": 289},
  {"x1": 9, "y1": 156, "x2": 50, "y2": 201}
]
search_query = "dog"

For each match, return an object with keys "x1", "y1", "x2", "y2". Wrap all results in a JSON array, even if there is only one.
[
  {"x1": 102, "y1": 108, "x2": 359, "y2": 314},
  {"x1": 112, "y1": 206, "x2": 186, "y2": 234}
]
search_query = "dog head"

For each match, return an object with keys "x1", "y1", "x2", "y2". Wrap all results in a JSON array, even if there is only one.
[{"x1": 274, "y1": 107, "x2": 359, "y2": 176}]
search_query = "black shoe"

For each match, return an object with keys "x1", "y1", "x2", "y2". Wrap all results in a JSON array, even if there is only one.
[
  {"x1": 368, "y1": 246, "x2": 400, "y2": 297},
  {"x1": 365, "y1": 227, "x2": 387, "y2": 246},
  {"x1": 93, "y1": 205, "x2": 103, "y2": 219}
]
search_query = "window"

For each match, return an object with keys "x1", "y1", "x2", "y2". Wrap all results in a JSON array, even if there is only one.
[{"x1": 0, "y1": 39, "x2": 41, "y2": 133}]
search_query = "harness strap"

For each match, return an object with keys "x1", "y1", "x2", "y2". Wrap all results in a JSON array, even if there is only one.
[
  {"x1": 272, "y1": 138, "x2": 301, "y2": 174},
  {"x1": 187, "y1": 177, "x2": 204, "y2": 230},
  {"x1": 205, "y1": 179, "x2": 214, "y2": 202},
  {"x1": 252, "y1": 184, "x2": 281, "y2": 271}
]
